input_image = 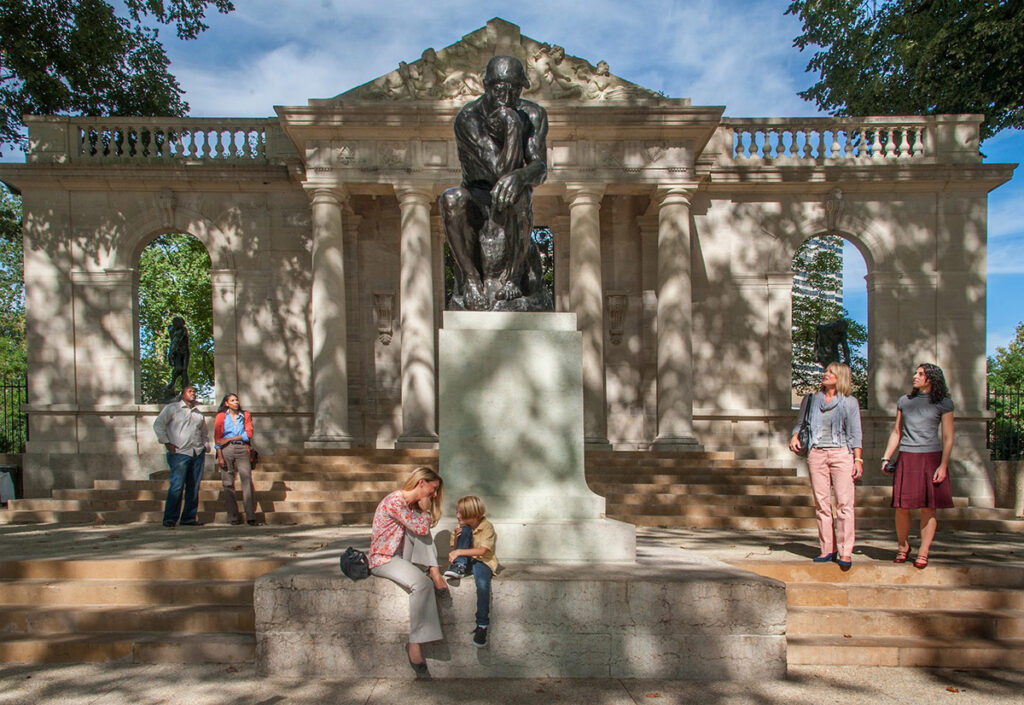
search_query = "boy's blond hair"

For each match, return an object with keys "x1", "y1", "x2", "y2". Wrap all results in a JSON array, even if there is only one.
[{"x1": 456, "y1": 495, "x2": 486, "y2": 521}]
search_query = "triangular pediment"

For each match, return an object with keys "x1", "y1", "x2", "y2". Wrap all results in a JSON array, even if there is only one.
[{"x1": 332, "y1": 18, "x2": 668, "y2": 104}]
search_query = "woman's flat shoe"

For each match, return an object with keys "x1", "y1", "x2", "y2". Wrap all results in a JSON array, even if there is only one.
[
  {"x1": 406, "y1": 644, "x2": 430, "y2": 679},
  {"x1": 894, "y1": 544, "x2": 912, "y2": 563},
  {"x1": 812, "y1": 552, "x2": 836, "y2": 563},
  {"x1": 836, "y1": 556, "x2": 852, "y2": 568},
  {"x1": 913, "y1": 555, "x2": 929, "y2": 569}
]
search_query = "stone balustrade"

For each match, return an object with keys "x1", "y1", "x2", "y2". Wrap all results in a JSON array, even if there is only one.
[
  {"x1": 71, "y1": 118, "x2": 273, "y2": 163},
  {"x1": 719, "y1": 115, "x2": 983, "y2": 165},
  {"x1": 22, "y1": 116, "x2": 282, "y2": 164}
]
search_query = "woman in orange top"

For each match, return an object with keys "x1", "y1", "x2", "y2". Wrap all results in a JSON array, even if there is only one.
[{"x1": 213, "y1": 393, "x2": 258, "y2": 525}]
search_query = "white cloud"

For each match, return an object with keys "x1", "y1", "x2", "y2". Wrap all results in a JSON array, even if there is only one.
[
  {"x1": 988, "y1": 236, "x2": 1024, "y2": 275},
  {"x1": 162, "y1": 0, "x2": 821, "y2": 117}
]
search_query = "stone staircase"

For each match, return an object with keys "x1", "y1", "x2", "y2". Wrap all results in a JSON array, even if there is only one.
[
  {"x1": 2, "y1": 448, "x2": 1021, "y2": 532},
  {"x1": 586, "y1": 450, "x2": 1024, "y2": 533},
  {"x1": 733, "y1": 560, "x2": 1024, "y2": 669},
  {"x1": 0, "y1": 557, "x2": 285, "y2": 664},
  {"x1": 0, "y1": 449, "x2": 436, "y2": 526}
]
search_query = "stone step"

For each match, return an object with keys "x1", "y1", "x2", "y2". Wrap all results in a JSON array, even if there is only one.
[
  {"x1": 51, "y1": 488, "x2": 388, "y2": 502},
  {"x1": 734, "y1": 560, "x2": 1024, "y2": 587},
  {"x1": 588, "y1": 458, "x2": 793, "y2": 470},
  {"x1": 590, "y1": 473, "x2": 809, "y2": 486},
  {"x1": 615, "y1": 514, "x2": 819, "y2": 530},
  {"x1": 585, "y1": 450, "x2": 737, "y2": 461},
  {"x1": 587, "y1": 468, "x2": 801, "y2": 481},
  {"x1": 786, "y1": 582, "x2": 1024, "y2": 609},
  {"x1": 0, "y1": 632, "x2": 254, "y2": 664},
  {"x1": 269, "y1": 448, "x2": 437, "y2": 459},
  {"x1": 787, "y1": 634, "x2": 1024, "y2": 668},
  {"x1": 9, "y1": 498, "x2": 381, "y2": 513},
  {"x1": 0, "y1": 604, "x2": 254, "y2": 634},
  {"x1": 0, "y1": 559, "x2": 284, "y2": 580},
  {"x1": 0, "y1": 509, "x2": 375, "y2": 526},
  {"x1": 787, "y1": 605, "x2": 1024, "y2": 638},
  {"x1": 0, "y1": 579, "x2": 254, "y2": 605}
]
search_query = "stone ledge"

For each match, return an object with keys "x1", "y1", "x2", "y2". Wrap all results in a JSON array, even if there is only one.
[{"x1": 255, "y1": 546, "x2": 786, "y2": 679}]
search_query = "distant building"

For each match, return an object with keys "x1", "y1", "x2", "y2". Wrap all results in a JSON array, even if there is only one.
[{"x1": 793, "y1": 234, "x2": 844, "y2": 385}]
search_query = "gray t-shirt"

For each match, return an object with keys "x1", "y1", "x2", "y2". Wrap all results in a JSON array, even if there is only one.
[
  {"x1": 898, "y1": 393, "x2": 954, "y2": 452},
  {"x1": 814, "y1": 405, "x2": 845, "y2": 448}
]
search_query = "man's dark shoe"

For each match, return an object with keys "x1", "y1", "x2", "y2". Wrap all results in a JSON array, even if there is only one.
[
  {"x1": 229, "y1": 518, "x2": 244, "y2": 526},
  {"x1": 472, "y1": 626, "x2": 488, "y2": 648},
  {"x1": 162, "y1": 521, "x2": 176, "y2": 528},
  {"x1": 247, "y1": 520, "x2": 264, "y2": 526}
]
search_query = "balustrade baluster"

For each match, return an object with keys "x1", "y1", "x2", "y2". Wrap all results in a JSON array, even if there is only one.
[
  {"x1": 215, "y1": 130, "x2": 226, "y2": 159},
  {"x1": 844, "y1": 128, "x2": 855, "y2": 158},
  {"x1": 871, "y1": 129, "x2": 883, "y2": 160},
  {"x1": 762, "y1": 129, "x2": 773, "y2": 159},
  {"x1": 913, "y1": 127, "x2": 924, "y2": 158},
  {"x1": 898, "y1": 128, "x2": 910, "y2": 159},
  {"x1": 243, "y1": 128, "x2": 253, "y2": 159},
  {"x1": 738, "y1": 129, "x2": 750, "y2": 159},
  {"x1": 829, "y1": 131, "x2": 840, "y2": 159},
  {"x1": 886, "y1": 128, "x2": 897, "y2": 158},
  {"x1": 801, "y1": 129, "x2": 812, "y2": 159},
  {"x1": 202, "y1": 130, "x2": 212, "y2": 158}
]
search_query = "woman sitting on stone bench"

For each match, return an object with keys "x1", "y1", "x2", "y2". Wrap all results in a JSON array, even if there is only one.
[{"x1": 368, "y1": 466, "x2": 448, "y2": 678}]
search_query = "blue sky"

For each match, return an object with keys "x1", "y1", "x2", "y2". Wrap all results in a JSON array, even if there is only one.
[{"x1": 6, "y1": 0, "x2": 1022, "y2": 355}]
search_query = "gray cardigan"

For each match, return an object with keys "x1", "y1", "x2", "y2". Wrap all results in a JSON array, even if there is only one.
[{"x1": 792, "y1": 393, "x2": 863, "y2": 452}]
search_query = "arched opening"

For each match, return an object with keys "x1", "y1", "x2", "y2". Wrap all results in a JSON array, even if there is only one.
[
  {"x1": 135, "y1": 233, "x2": 214, "y2": 403},
  {"x1": 791, "y1": 233, "x2": 869, "y2": 406}
]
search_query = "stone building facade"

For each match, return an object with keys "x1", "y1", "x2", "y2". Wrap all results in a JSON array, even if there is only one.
[{"x1": 0, "y1": 19, "x2": 1013, "y2": 503}]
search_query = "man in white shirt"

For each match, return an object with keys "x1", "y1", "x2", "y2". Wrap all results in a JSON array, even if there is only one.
[{"x1": 153, "y1": 385, "x2": 209, "y2": 527}]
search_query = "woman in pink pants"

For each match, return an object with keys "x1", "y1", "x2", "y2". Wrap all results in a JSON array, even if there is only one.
[{"x1": 789, "y1": 363, "x2": 864, "y2": 567}]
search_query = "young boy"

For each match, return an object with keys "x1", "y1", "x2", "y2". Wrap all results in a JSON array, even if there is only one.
[{"x1": 443, "y1": 495, "x2": 498, "y2": 647}]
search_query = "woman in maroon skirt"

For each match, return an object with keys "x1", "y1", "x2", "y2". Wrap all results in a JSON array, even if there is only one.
[{"x1": 880, "y1": 363, "x2": 955, "y2": 569}]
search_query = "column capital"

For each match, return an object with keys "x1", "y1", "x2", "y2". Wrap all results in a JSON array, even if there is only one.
[
  {"x1": 393, "y1": 182, "x2": 437, "y2": 206},
  {"x1": 564, "y1": 183, "x2": 606, "y2": 208},
  {"x1": 654, "y1": 182, "x2": 700, "y2": 208},
  {"x1": 304, "y1": 184, "x2": 349, "y2": 207}
]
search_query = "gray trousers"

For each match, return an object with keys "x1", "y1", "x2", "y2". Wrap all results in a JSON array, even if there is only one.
[
  {"x1": 220, "y1": 443, "x2": 255, "y2": 522},
  {"x1": 371, "y1": 529, "x2": 442, "y2": 644}
]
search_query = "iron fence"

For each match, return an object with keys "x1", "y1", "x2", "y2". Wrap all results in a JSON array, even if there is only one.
[
  {"x1": 0, "y1": 375, "x2": 28, "y2": 454},
  {"x1": 988, "y1": 384, "x2": 1024, "y2": 461}
]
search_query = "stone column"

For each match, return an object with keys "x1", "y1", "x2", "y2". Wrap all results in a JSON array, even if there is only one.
[
  {"x1": 209, "y1": 268, "x2": 239, "y2": 400},
  {"x1": 566, "y1": 184, "x2": 609, "y2": 448},
  {"x1": 394, "y1": 184, "x2": 438, "y2": 447},
  {"x1": 305, "y1": 186, "x2": 354, "y2": 447},
  {"x1": 653, "y1": 184, "x2": 700, "y2": 449}
]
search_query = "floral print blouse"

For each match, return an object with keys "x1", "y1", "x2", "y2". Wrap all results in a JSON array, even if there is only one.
[{"x1": 368, "y1": 490, "x2": 432, "y2": 569}]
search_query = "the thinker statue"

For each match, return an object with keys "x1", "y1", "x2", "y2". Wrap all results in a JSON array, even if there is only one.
[
  {"x1": 813, "y1": 318, "x2": 852, "y2": 368},
  {"x1": 440, "y1": 55, "x2": 552, "y2": 311},
  {"x1": 163, "y1": 316, "x2": 191, "y2": 399}
]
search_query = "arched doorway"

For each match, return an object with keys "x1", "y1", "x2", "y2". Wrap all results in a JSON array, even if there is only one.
[{"x1": 135, "y1": 233, "x2": 214, "y2": 403}]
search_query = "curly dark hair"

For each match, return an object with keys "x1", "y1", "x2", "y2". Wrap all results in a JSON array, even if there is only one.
[{"x1": 907, "y1": 363, "x2": 949, "y2": 404}]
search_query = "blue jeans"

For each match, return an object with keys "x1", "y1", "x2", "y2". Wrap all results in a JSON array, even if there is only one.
[
  {"x1": 163, "y1": 451, "x2": 205, "y2": 525},
  {"x1": 453, "y1": 525, "x2": 492, "y2": 627}
]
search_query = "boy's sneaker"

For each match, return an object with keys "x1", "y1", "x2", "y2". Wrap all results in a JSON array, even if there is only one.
[
  {"x1": 443, "y1": 563, "x2": 469, "y2": 579},
  {"x1": 472, "y1": 626, "x2": 488, "y2": 648}
]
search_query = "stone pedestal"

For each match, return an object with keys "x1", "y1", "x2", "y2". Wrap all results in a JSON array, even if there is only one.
[
  {"x1": 438, "y1": 311, "x2": 634, "y2": 562},
  {"x1": 255, "y1": 545, "x2": 788, "y2": 680}
]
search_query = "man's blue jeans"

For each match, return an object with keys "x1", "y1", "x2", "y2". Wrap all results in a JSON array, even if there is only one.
[
  {"x1": 452, "y1": 526, "x2": 492, "y2": 627},
  {"x1": 163, "y1": 451, "x2": 205, "y2": 525}
]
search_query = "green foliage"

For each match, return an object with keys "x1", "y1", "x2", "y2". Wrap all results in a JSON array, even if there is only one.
[
  {"x1": 0, "y1": 186, "x2": 24, "y2": 379},
  {"x1": 137, "y1": 233, "x2": 213, "y2": 402},
  {"x1": 0, "y1": 0, "x2": 234, "y2": 152},
  {"x1": 443, "y1": 227, "x2": 555, "y2": 307},
  {"x1": 791, "y1": 235, "x2": 868, "y2": 405},
  {"x1": 988, "y1": 322, "x2": 1024, "y2": 460},
  {"x1": 787, "y1": 0, "x2": 1024, "y2": 141},
  {"x1": 989, "y1": 322, "x2": 1024, "y2": 390}
]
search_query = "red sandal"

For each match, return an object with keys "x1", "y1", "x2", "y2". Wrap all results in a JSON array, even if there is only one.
[
  {"x1": 893, "y1": 543, "x2": 912, "y2": 563},
  {"x1": 913, "y1": 555, "x2": 929, "y2": 569}
]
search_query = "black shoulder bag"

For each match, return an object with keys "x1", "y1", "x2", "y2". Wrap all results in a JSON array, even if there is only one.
[
  {"x1": 339, "y1": 546, "x2": 370, "y2": 581},
  {"x1": 795, "y1": 393, "x2": 813, "y2": 457}
]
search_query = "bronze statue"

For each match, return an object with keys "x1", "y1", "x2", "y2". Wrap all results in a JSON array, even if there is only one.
[
  {"x1": 440, "y1": 55, "x2": 552, "y2": 311},
  {"x1": 814, "y1": 319, "x2": 852, "y2": 368},
  {"x1": 164, "y1": 316, "x2": 191, "y2": 398}
]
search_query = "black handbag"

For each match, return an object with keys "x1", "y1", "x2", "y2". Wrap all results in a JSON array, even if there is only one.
[
  {"x1": 795, "y1": 393, "x2": 813, "y2": 457},
  {"x1": 340, "y1": 546, "x2": 369, "y2": 581},
  {"x1": 883, "y1": 453, "x2": 899, "y2": 474}
]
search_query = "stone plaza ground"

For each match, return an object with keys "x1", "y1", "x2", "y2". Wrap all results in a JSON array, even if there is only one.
[{"x1": 1, "y1": 522, "x2": 1022, "y2": 701}]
